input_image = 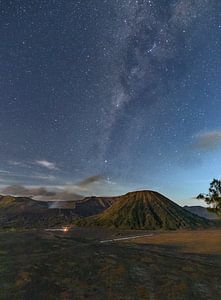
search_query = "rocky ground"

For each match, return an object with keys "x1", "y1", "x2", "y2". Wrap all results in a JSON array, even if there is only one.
[{"x1": 0, "y1": 227, "x2": 221, "y2": 300}]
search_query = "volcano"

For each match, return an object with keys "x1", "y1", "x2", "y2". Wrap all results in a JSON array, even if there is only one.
[
  {"x1": 0, "y1": 194, "x2": 117, "y2": 229},
  {"x1": 76, "y1": 190, "x2": 213, "y2": 230}
]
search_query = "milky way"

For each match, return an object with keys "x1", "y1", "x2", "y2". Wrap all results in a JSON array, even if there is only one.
[
  {"x1": 105, "y1": 0, "x2": 214, "y2": 132},
  {"x1": 0, "y1": 1, "x2": 221, "y2": 203}
]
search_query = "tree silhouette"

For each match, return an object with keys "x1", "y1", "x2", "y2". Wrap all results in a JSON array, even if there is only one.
[{"x1": 197, "y1": 179, "x2": 221, "y2": 217}]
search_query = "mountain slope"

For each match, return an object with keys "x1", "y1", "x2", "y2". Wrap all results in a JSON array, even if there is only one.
[
  {"x1": 0, "y1": 195, "x2": 117, "y2": 229},
  {"x1": 44, "y1": 196, "x2": 117, "y2": 216},
  {"x1": 0, "y1": 195, "x2": 48, "y2": 210},
  {"x1": 0, "y1": 195, "x2": 77, "y2": 229},
  {"x1": 76, "y1": 190, "x2": 213, "y2": 230},
  {"x1": 74, "y1": 196, "x2": 117, "y2": 216},
  {"x1": 183, "y1": 206, "x2": 219, "y2": 220}
]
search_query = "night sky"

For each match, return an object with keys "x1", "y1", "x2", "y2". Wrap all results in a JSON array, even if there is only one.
[{"x1": 1, "y1": 0, "x2": 221, "y2": 204}]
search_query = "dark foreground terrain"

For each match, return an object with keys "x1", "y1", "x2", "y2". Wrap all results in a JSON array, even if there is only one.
[{"x1": 0, "y1": 228, "x2": 221, "y2": 300}]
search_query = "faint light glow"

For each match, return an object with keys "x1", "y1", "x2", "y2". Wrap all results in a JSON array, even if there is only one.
[{"x1": 63, "y1": 227, "x2": 69, "y2": 232}]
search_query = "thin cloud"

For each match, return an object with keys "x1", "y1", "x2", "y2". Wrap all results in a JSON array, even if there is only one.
[
  {"x1": 0, "y1": 170, "x2": 10, "y2": 174},
  {"x1": 192, "y1": 131, "x2": 221, "y2": 151},
  {"x1": 0, "y1": 171, "x2": 56, "y2": 181},
  {"x1": 1, "y1": 184, "x2": 83, "y2": 201},
  {"x1": 0, "y1": 174, "x2": 104, "y2": 201},
  {"x1": 2, "y1": 185, "x2": 32, "y2": 196},
  {"x1": 35, "y1": 160, "x2": 59, "y2": 170},
  {"x1": 77, "y1": 175, "x2": 104, "y2": 188},
  {"x1": 7, "y1": 160, "x2": 58, "y2": 172},
  {"x1": 7, "y1": 160, "x2": 29, "y2": 168}
]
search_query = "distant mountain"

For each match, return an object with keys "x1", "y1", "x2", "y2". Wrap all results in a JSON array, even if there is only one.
[
  {"x1": 183, "y1": 206, "x2": 218, "y2": 220},
  {"x1": 47, "y1": 196, "x2": 117, "y2": 215},
  {"x1": 74, "y1": 196, "x2": 117, "y2": 216},
  {"x1": 0, "y1": 195, "x2": 117, "y2": 229},
  {"x1": 0, "y1": 195, "x2": 76, "y2": 229},
  {"x1": 1, "y1": 192, "x2": 216, "y2": 230},
  {"x1": 76, "y1": 190, "x2": 213, "y2": 230}
]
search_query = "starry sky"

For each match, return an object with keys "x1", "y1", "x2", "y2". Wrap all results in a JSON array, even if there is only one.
[{"x1": 1, "y1": 0, "x2": 221, "y2": 205}]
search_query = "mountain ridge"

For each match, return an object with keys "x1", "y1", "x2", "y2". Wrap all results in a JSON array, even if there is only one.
[
  {"x1": 0, "y1": 194, "x2": 116, "y2": 228},
  {"x1": 183, "y1": 205, "x2": 218, "y2": 220},
  {"x1": 76, "y1": 190, "x2": 214, "y2": 230}
]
